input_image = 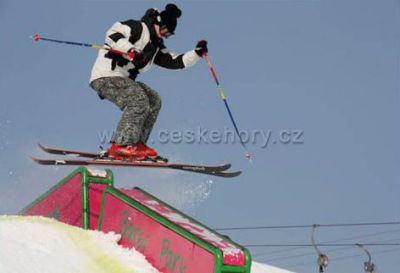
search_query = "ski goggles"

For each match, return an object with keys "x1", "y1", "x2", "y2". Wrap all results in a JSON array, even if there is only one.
[{"x1": 160, "y1": 25, "x2": 173, "y2": 38}]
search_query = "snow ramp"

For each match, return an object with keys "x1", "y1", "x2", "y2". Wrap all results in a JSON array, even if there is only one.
[{"x1": 20, "y1": 167, "x2": 252, "y2": 273}]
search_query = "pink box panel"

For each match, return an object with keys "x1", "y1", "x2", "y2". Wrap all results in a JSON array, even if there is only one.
[
  {"x1": 89, "y1": 183, "x2": 108, "y2": 230},
  {"x1": 22, "y1": 173, "x2": 83, "y2": 227},
  {"x1": 121, "y1": 188, "x2": 245, "y2": 266},
  {"x1": 100, "y1": 192, "x2": 215, "y2": 273}
]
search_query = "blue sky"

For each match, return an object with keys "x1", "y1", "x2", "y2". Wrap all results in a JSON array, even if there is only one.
[{"x1": 0, "y1": 0, "x2": 399, "y2": 272}]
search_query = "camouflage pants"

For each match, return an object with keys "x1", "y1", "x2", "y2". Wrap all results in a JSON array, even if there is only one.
[{"x1": 90, "y1": 77, "x2": 161, "y2": 146}]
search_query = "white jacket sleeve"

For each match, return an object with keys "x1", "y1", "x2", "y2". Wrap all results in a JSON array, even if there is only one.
[
  {"x1": 154, "y1": 48, "x2": 200, "y2": 70},
  {"x1": 105, "y1": 22, "x2": 134, "y2": 53}
]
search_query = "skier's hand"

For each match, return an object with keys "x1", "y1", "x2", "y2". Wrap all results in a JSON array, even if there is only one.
[
  {"x1": 195, "y1": 40, "x2": 208, "y2": 57},
  {"x1": 123, "y1": 48, "x2": 136, "y2": 61},
  {"x1": 132, "y1": 51, "x2": 146, "y2": 66}
]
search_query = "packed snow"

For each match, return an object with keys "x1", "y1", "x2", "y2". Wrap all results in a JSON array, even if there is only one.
[
  {"x1": 0, "y1": 216, "x2": 159, "y2": 273},
  {"x1": 0, "y1": 216, "x2": 294, "y2": 273}
]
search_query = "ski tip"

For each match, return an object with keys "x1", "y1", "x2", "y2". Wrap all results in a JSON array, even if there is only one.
[
  {"x1": 215, "y1": 170, "x2": 242, "y2": 178},
  {"x1": 37, "y1": 143, "x2": 55, "y2": 153},
  {"x1": 30, "y1": 156, "x2": 38, "y2": 161},
  {"x1": 30, "y1": 156, "x2": 44, "y2": 164},
  {"x1": 37, "y1": 143, "x2": 47, "y2": 150},
  {"x1": 38, "y1": 143, "x2": 53, "y2": 154},
  {"x1": 30, "y1": 156, "x2": 69, "y2": 166},
  {"x1": 220, "y1": 163, "x2": 231, "y2": 171}
]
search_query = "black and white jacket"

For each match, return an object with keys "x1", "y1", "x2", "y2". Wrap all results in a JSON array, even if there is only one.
[{"x1": 90, "y1": 18, "x2": 200, "y2": 83}]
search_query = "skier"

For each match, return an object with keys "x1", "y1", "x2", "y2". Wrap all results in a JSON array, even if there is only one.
[{"x1": 89, "y1": 3, "x2": 208, "y2": 161}]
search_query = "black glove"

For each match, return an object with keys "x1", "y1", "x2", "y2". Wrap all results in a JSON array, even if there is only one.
[
  {"x1": 123, "y1": 48, "x2": 136, "y2": 61},
  {"x1": 195, "y1": 40, "x2": 208, "y2": 57}
]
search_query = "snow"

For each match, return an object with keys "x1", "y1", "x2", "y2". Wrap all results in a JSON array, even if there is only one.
[
  {"x1": 86, "y1": 167, "x2": 108, "y2": 178},
  {"x1": 0, "y1": 216, "x2": 160, "y2": 273},
  {"x1": 0, "y1": 215, "x2": 294, "y2": 273}
]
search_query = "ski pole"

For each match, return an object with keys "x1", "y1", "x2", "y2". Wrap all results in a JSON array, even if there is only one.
[
  {"x1": 30, "y1": 34, "x2": 135, "y2": 59},
  {"x1": 203, "y1": 52, "x2": 252, "y2": 161}
]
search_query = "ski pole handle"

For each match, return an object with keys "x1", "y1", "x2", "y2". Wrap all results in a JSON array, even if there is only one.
[
  {"x1": 32, "y1": 34, "x2": 135, "y2": 59},
  {"x1": 108, "y1": 48, "x2": 136, "y2": 60}
]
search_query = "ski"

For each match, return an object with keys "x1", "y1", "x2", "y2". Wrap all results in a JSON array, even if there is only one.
[
  {"x1": 31, "y1": 157, "x2": 241, "y2": 178},
  {"x1": 38, "y1": 143, "x2": 99, "y2": 158},
  {"x1": 37, "y1": 143, "x2": 233, "y2": 173}
]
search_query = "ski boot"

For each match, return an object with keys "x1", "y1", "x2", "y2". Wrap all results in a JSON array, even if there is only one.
[
  {"x1": 137, "y1": 142, "x2": 168, "y2": 162},
  {"x1": 107, "y1": 143, "x2": 147, "y2": 161}
]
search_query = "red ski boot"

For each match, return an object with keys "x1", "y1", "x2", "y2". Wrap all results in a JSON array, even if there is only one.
[
  {"x1": 108, "y1": 143, "x2": 147, "y2": 161},
  {"x1": 137, "y1": 142, "x2": 158, "y2": 158},
  {"x1": 137, "y1": 142, "x2": 167, "y2": 162}
]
